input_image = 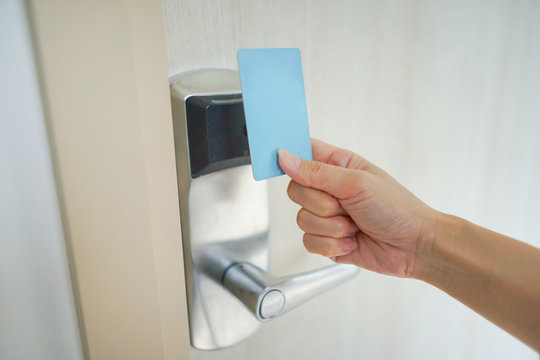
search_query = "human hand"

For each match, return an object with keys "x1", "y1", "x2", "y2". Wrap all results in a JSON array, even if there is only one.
[{"x1": 278, "y1": 139, "x2": 437, "y2": 278}]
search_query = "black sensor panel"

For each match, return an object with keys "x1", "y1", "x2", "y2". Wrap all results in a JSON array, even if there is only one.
[{"x1": 185, "y1": 94, "x2": 250, "y2": 178}]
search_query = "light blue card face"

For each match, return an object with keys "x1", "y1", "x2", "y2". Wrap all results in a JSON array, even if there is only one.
[{"x1": 237, "y1": 48, "x2": 312, "y2": 181}]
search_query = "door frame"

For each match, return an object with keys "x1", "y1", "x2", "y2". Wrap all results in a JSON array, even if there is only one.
[{"x1": 28, "y1": 1, "x2": 190, "y2": 358}]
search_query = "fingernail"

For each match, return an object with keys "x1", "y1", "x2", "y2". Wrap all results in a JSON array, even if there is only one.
[
  {"x1": 278, "y1": 148, "x2": 301, "y2": 169},
  {"x1": 343, "y1": 238, "x2": 358, "y2": 252}
]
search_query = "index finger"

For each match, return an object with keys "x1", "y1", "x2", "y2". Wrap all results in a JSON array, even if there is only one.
[
  {"x1": 311, "y1": 138, "x2": 382, "y2": 174},
  {"x1": 287, "y1": 180, "x2": 345, "y2": 217},
  {"x1": 311, "y1": 138, "x2": 351, "y2": 164}
]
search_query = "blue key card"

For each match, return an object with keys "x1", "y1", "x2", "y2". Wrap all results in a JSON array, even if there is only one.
[{"x1": 237, "y1": 48, "x2": 312, "y2": 181}]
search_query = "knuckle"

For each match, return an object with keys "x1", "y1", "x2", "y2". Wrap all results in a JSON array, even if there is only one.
[
  {"x1": 319, "y1": 198, "x2": 340, "y2": 217},
  {"x1": 334, "y1": 219, "x2": 347, "y2": 237},
  {"x1": 303, "y1": 233, "x2": 331, "y2": 256},
  {"x1": 310, "y1": 161, "x2": 325, "y2": 178},
  {"x1": 302, "y1": 234, "x2": 316, "y2": 253},
  {"x1": 330, "y1": 201, "x2": 342, "y2": 215},
  {"x1": 303, "y1": 234, "x2": 327, "y2": 257},
  {"x1": 328, "y1": 150, "x2": 354, "y2": 168},
  {"x1": 296, "y1": 209, "x2": 308, "y2": 230},
  {"x1": 286, "y1": 181, "x2": 296, "y2": 201},
  {"x1": 319, "y1": 246, "x2": 333, "y2": 257},
  {"x1": 302, "y1": 161, "x2": 325, "y2": 186}
]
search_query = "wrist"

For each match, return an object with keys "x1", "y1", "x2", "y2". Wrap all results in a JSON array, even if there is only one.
[{"x1": 411, "y1": 210, "x2": 460, "y2": 281}]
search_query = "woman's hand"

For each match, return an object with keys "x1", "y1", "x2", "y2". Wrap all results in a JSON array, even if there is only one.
[
  {"x1": 280, "y1": 139, "x2": 540, "y2": 350},
  {"x1": 278, "y1": 138, "x2": 437, "y2": 278}
]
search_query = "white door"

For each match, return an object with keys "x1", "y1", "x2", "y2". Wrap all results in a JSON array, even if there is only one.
[
  {"x1": 26, "y1": 1, "x2": 540, "y2": 359},
  {"x1": 162, "y1": 1, "x2": 540, "y2": 359}
]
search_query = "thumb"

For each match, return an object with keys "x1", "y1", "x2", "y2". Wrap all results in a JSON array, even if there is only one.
[{"x1": 278, "y1": 148, "x2": 363, "y2": 199}]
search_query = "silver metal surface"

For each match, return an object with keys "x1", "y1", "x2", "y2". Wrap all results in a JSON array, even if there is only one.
[
  {"x1": 170, "y1": 69, "x2": 359, "y2": 351},
  {"x1": 223, "y1": 263, "x2": 358, "y2": 321}
]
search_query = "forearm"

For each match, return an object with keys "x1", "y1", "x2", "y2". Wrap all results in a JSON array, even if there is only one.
[{"x1": 415, "y1": 212, "x2": 540, "y2": 352}]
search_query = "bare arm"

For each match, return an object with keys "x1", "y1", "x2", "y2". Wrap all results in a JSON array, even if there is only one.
[
  {"x1": 418, "y1": 213, "x2": 540, "y2": 351},
  {"x1": 278, "y1": 139, "x2": 540, "y2": 352}
]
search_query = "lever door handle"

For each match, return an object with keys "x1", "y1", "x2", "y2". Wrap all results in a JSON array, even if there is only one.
[
  {"x1": 173, "y1": 70, "x2": 360, "y2": 349},
  {"x1": 223, "y1": 262, "x2": 359, "y2": 321}
]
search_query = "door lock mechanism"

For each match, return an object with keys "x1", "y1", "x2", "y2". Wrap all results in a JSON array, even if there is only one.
[{"x1": 170, "y1": 69, "x2": 359, "y2": 350}]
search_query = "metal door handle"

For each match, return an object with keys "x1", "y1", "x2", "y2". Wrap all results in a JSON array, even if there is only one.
[
  {"x1": 223, "y1": 262, "x2": 359, "y2": 321},
  {"x1": 172, "y1": 70, "x2": 361, "y2": 349}
]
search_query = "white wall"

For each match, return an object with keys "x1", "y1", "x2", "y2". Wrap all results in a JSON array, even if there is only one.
[
  {"x1": 162, "y1": 1, "x2": 540, "y2": 359},
  {"x1": 0, "y1": 1, "x2": 83, "y2": 359}
]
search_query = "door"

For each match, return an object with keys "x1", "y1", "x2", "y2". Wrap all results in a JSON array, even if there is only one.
[
  {"x1": 27, "y1": 1, "x2": 540, "y2": 359},
  {"x1": 162, "y1": 1, "x2": 540, "y2": 359}
]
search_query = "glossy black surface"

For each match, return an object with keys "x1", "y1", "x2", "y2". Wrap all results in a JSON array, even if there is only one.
[{"x1": 186, "y1": 94, "x2": 250, "y2": 178}]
